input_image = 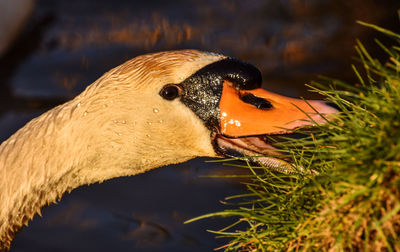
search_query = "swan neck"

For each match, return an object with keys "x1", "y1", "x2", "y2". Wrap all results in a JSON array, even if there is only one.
[
  {"x1": 0, "y1": 102, "x2": 84, "y2": 249},
  {"x1": 0, "y1": 80, "x2": 215, "y2": 250}
]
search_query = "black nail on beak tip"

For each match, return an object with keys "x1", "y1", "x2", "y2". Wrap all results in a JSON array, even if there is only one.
[{"x1": 325, "y1": 101, "x2": 342, "y2": 112}]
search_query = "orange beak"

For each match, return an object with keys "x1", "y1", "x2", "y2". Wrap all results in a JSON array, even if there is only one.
[{"x1": 219, "y1": 80, "x2": 338, "y2": 137}]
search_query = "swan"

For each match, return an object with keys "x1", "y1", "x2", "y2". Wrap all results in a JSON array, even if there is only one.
[{"x1": 0, "y1": 49, "x2": 337, "y2": 250}]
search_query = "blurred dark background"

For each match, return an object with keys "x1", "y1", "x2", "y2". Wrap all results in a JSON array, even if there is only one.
[{"x1": 1, "y1": 0, "x2": 399, "y2": 251}]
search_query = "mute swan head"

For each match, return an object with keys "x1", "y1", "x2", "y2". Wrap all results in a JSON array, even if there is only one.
[
  {"x1": 91, "y1": 49, "x2": 336, "y2": 172},
  {"x1": 0, "y1": 49, "x2": 337, "y2": 250}
]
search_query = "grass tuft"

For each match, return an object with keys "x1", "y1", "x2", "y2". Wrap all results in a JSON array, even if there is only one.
[{"x1": 188, "y1": 21, "x2": 400, "y2": 251}]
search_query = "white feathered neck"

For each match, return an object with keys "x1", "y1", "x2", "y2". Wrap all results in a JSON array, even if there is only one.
[{"x1": 0, "y1": 50, "x2": 223, "y2": 250}]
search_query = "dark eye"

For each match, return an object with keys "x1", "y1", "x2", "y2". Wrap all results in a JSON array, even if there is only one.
[
  {"x1": 159, "y1": 84, "x2": 182, "y2": 100},
  {"x1": 240, "y1": 93, "x2": 273, "y2": 109}
]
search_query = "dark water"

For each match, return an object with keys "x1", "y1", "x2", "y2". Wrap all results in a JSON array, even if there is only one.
[{"x1": 1, "y1": 0, "x2": 399, "y2": 251}]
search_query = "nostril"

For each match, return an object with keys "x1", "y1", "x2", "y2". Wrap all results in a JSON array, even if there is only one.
[
  {"x1": 240, "y1": 93, "x2": 273, "y2": 109},
  {"x1": 325, "y1": 101, "x2": 342, "y2": 112}
]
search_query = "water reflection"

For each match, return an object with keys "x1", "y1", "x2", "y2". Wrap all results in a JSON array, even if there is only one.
[{"x1": 1, "y1": 0, "x2": 399, "y2": 251}]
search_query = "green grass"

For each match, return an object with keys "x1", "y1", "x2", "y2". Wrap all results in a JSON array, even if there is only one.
[{"x1": 187, "y1": 21, "x2": 400, "y2": 251}]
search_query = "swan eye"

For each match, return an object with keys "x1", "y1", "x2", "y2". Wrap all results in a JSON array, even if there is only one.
[{"x1": 159, "y1": 84, "x2": 182, "y2": 100}]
